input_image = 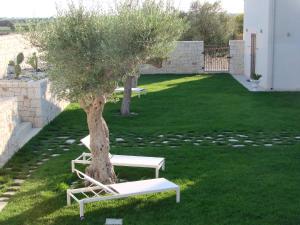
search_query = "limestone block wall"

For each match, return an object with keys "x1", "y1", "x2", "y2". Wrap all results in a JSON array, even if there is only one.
[
  {"x1": 140, "y1": 41, "x2": 204, "y2": 74},
  {"x1": 0, "y1": 97, "x2": 20, "y2": 164},
  {"x1": 229, "y1": 40, "x2": 245, "y2": 75},
  {"x1": 0, "y1": 79, "x2": 69, "y2": 128},
  {"x1": 0, "y1": 34, "x2": 37, "y2": 79}
]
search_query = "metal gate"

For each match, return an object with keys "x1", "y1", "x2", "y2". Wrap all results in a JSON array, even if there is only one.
[{"x1": 203, "y1": 46, "x2": 230, "y2": 72}]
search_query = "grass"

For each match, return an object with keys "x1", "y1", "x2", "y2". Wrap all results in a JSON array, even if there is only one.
[{"x1": 1, "y1": 74, "x2": 300, "y2": 225}]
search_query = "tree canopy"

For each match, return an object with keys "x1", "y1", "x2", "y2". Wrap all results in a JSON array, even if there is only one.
[
  {"x1": 29, "y1": 1, "x2": 188, "y2": 103},
  {"x1": 181, "y1": 1, "x2": 243, "y2": 45}
]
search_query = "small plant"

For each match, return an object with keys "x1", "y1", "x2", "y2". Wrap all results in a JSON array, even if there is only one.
[
  {"x1": 14, "y1": 52, "x2": 24, "y2": 78},
  {"x1": 27, "y1": 52, "x2": 38, "y2": 72},
  {"x1": 8, "y1": 60, "x2": 15, "y2": 66},
  {"x1": 251, "y1": 73, "x2": 262, "y2": 81}
]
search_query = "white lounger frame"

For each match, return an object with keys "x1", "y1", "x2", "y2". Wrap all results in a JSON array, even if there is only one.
[
  {"x1": 72, "y1": 152, "x2": 165, "y2": 178},
  {"x1": 67, "y1": 169, "x2": 180, "y2": 219}
]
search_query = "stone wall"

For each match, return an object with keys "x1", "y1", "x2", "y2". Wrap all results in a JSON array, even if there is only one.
[
  {"x1": 0, "y1": 97, "x2": 21, "y2": 166},
  {"x1": 0, "y1": 79, "x2": 69, "y2": 128},
  {"x1": 140, "y1": 41, "x2": 204, "y2": 74},
  {"x1": 0, "y1": 34, "x2": 36, "y2": 79},
  {"x1": 229, "y1": 40, "x2": 244, "y2": 75}
]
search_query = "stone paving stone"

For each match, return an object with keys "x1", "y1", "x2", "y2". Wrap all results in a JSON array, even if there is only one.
[
  {"x1": 105, "y1": 218, "x2": 123, "y2": 225},
  {"x1": 229, "y1": 139, "x2": 239, "y2": 142},
  {"x1": 51, "y1": 154, "x2": 61, "y2": 157},
  {"x1": 264, "y1": 144, "x2": 273, "y2": 147},
  {"x1": 13, "y1": 179, "x2": 25, "y2": 185},
  {"x1": 58, "y1": 136, "x2": 69, "y2": 139},
  {"x1": 0, "y1": 197, "x2": 10, "y2": 202},
  {"x1": 37, "y1": 162, "x2": 44, "y2": 165},
  {"x1": 42, "y1": 158, "x2": 49, "y2": 162},
  {"x1": 237, "y1": 134, "x2": 248, "y2": 138},
  {"x1": 0, "y1": 201, "x2": 8, "y2": 212},
  {"x1": 2, "y1": 191, "x2": 16, "y2": 197},
  {"x1": 116, "y1": 138, "x2": 125, "y2": 142},
  {"x1": 232, "y1": 145, "x2": 245, "y2": 148},
  {"x1": 66, "y1": 139, "x2": 76, "y2": 144},
  {"x1": 48, "y1": 149, "x2": 54, "y2": 151},
  {"x1": 7, "y1": 186, "x2": 20, "y2": 191}
]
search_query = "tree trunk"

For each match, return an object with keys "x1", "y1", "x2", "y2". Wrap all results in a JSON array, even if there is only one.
[
  {"x1": 132, "y1": 76, "x2": 138, "y2": 88},
  {"x1": 81, "y1": 96, "x2": 116, "y2": 184},
  {"x1": 121, "y1": 76, "x2": 134, "y2": 116}
]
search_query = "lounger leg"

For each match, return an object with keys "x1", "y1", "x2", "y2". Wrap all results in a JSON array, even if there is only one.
[
  {"x1": 162, "y1": 163, "x2": 165, "y2": 171},
  {"x1": 79, "y1": 201, "x2": 85, "y2": 219},
  {"x1": 71, "y1": 160, "x2": 75, "y2": 173},
  {"x1": 176, "y1": 189, "x2": 180, "y2": 203},
  {"x1": 67, "y1": 191, "x2": 71, "y2": 206},
  {"x1": 155, "y1": 168, "x2": 159, "y2": 178}
]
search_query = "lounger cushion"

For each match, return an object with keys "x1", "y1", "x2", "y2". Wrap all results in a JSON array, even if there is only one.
[
  {"x1": 80, "y1": 136, "x2": 165, "y2": 168},
  {"x1": 108, "y1": 178, "x2": 178, "y2": 195},
  {"x1": 110, "y1": 155, "x2": 164, "y2": 168}
]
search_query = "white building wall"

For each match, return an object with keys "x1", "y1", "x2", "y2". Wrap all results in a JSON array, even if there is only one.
[
  {"x1": 243, "y1": 0, "x2": 272, "y2": 89},
  {"x1": 273, "y1": 0, "x2": 300, "y2": 91}
]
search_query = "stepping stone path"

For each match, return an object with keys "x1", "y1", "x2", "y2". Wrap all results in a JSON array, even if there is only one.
[
  {"x1": 108, "y1": 131, "x2": 300, "y2": 149},
  {"x1": 2, "y1": 130, "x2": 300, "y2": 212}
]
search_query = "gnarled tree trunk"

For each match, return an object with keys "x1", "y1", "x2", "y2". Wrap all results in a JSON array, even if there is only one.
[
  {"x1": 80, "y1": 96, "x2": 116, "y2": 184},
  {"x1": 121, "y1": 76, "x2": 134, "y2": 116}
]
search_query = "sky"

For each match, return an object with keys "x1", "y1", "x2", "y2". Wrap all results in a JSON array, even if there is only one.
[{"x1": 0, "y1": 0, "x2": 244, "y2": 18}]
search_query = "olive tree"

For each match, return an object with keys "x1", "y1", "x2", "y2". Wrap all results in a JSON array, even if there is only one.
[
  {"x1": 29, "y1": 1, "x2": 188, "y2": 183},
  {"x1": 181, "y1": 1, "x2": 231, "y2": 45}
]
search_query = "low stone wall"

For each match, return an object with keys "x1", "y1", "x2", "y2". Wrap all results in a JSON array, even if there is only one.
[
  {"x1": 0, "y1": 79, "x2": 69, "y2": 128},
  {"x1": 229, "y1": 40, "x2": 244, "y2": 75},
  {"x1": 0, "y1": 97, "x2": 21, "y2": 166},
  {"x1": 140, "y1": 41, "x2": 204, "y2": 74}
]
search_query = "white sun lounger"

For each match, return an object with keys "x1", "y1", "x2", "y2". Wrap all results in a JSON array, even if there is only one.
[
  {"x1": 74, "y1": 136, "x2": 165, "y2": 178},
  {"x1": 114, "y1": 87, "x2": 147, "y2": 98},
  {"x1": 67, "y1": 169, "x2": 180, "y2": 219}
]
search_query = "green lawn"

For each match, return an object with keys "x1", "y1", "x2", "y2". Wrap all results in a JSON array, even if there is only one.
[{"x1": 1, "y1": 74, "x2": 300, "y2": 225}]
